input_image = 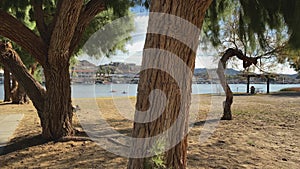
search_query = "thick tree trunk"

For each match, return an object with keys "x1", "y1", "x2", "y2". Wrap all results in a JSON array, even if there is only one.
[
  {"x1": 1, "y1": 0, "x2": 106, "y2": 140},
  {"x1": 3, "y1": 68, "x2": 11, "y2": 102},
  {"x1": 42, "y1": 63, "x2": 74, "y2": 139},
  {"x1": 0, "y1": 41, "x2": 73, "y2": 139},
  {"x1": 39, "y1": 0, "x2": 84, "y2": 139},
  {"x1": 128, "y1": 1, "x2": 212, "y2": 169}
]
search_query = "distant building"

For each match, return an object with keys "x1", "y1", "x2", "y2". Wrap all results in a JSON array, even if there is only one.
[{"x1": 71, "y1": 60, "x2": 98, "y2": 84}]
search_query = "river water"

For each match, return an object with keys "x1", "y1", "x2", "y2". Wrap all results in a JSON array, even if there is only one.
[{"x1": 0, "y1": 83, "x2": 299, "y2": 100}]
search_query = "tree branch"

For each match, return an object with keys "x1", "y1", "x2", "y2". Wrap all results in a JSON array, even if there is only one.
[
  {"x1": 255, "y1": 44, "x2": 286, "y2": 59},
  {"x1": 0, "y1": 10, "x2": 48, "y2": 66},
  {"x1": 0, "y1": 42, "x2": 46, "y2": 114},
  {"x1": 217, "y1": 48, "x2": 257, "y2": 120},
  {"x1": 48, "y1": 0, "x2": 63, "y2": 40},
  {"x1": 69, "y1": 0, "x2": 106, "y2": 55},
  {"x1": 48, "y1": 0, "x2": 84, "y2": 63},
  {"x1": 32, "y1": 0, "x2": 50, "y2": 43},
  {"x1": 220, "y1": 48, "x2": 258, "y2": 69}
]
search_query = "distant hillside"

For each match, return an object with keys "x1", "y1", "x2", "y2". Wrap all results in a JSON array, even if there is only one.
[
  {"x1": 194, "y1": 68, "x2": 207, "y2": 74},
  {"x1": 284, "y1": 74, "x2": 298, "y2": 79},
  {"x1": 194, "y1": 68, "x2": 299, "y2": 82},
  {"x1": 194, "y1": 68, "x2": 241, "y2": 75},
  {"x1": 225, "y1": 68, "x2": 241, "y2": 76}
]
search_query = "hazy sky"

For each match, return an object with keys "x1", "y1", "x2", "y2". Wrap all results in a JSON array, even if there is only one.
[{"x1": 79, "y1": 12, "x2": 297, "y2": 75}]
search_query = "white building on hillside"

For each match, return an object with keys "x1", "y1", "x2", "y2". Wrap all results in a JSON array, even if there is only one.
[{"x1": 71, "y1": 60, "x2": 98, "y2": 84}]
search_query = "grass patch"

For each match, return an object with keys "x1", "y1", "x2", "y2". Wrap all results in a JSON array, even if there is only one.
[
  {"x1": 279, "y1": 87, "x2": 300, "y2": 92},
  {"x1": 247, "y1": 140, "x2": 256, "y2": 147}
]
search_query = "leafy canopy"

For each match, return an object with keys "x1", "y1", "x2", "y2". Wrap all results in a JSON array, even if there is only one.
[
  {"x1": 0, "y1": 0, "x2": 135, "y2": 60},
  {"x1": 203, "y1": 0, "x2": 300, "y2": 72},
  {"x1": 205, "y1": 0, "x2": 300, "y2": 49}
]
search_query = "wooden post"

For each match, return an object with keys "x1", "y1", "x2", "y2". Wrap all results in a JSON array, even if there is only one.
[
  {"x1": 247, "y1": 75, "x2": 250, "y2": 93},
  {"x1": 267, "y1": 76, "x2": 270, "y2": 94}
]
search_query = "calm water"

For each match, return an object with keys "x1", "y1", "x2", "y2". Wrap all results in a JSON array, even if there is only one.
[{"x1": 0, "y1": 83, "x2": 299, "y2": 100}]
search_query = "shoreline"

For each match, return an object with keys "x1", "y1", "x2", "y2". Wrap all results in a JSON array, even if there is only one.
[
  {"x1": 1, "y1": 83, "x2": 300, "y2": 101},
  {"x1": 1, "y1": 90, "x2": 299, "y2": 102}
]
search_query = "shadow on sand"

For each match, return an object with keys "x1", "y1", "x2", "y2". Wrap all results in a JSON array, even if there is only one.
[
  {"x1": 190, "y1": 119, "x2": 220, "y2": 127},
  {"x1": 0, "y1": 134, "x2": 49, "y2": 156}
]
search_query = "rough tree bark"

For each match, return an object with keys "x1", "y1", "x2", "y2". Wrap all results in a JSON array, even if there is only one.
[
  {"x1": 128, "y1": 0, "x2": 212, "y2": 169},
  {"x1": 0, "y1": 41, "x2": 46, "y2": 119},
  {"x1": 0, "y1": 0, "x2": 107, "y2": 140},
  {"x1": 3, "y1": 67, "x2": 11, "y2": 102},
  {"x1": 11, "y1": 76, "x2": 29, "y2": 104},
  {"x1": 3, "y1": 55, "x2": 36, "y2": 104},
  {"x1": 38, "y1": 0, "x2": 84, "y2": 139},
  {"x1": 217, "y1": 48, "x2": 258, "y2": 120}
]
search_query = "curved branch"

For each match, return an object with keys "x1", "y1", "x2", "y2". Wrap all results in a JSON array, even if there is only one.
[
  {"x1": 220, "y1": 48, "x2": 258, "y2": 69},
  {"x1": 69, "y1": 0, "x2": 106, "y2": 55},
  {"x1": 32, "y1": 0, "x2": 50, "y2": 43},
  {"x1": 0, "y1": 42, "x2": 46, "y2": 115},
  {"x1": 217, "y1": 48, "x2": 258, "y2": 120},
  {"x1": 0, "y1": 10, "x2": 48, "y2": 66}
]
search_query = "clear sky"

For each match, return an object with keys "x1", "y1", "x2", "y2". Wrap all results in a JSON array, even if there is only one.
[{"x1": 79, "y1": 11, "x2": 297, "y2": 75}]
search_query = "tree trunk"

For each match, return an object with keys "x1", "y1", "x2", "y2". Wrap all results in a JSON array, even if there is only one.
[
  {"x1": 3, "y1": 67, "x2": 11, "y2": 102},
  {"x1": 11, "y1": 77, "x2": 29, "y2": 104},
  {"x1": 37, "y1": 0, "x2": 84, "y2": 139},
  {"x1": 217, "y1": 61, "x2": 233, "y2": 120},
  {"x1": 11, "y1": 76, "x2": 20, "y2": 104},
  {"x1": 0, "y1": 41, "x2": 46, "y2": 124},
  {"x1": 217, "y1": 48, "x2": 258, "y2": 120},
  {"x1": 0, "y1": 41, "x2": 73, "y2": 139},
  {"x1": 128, "y1": 1, "x2": 212, "y2": 168},
  {"x1": 42, "y1": 63, "x2": 74, "y2": 139},
  {"x1": 0, "y1": 0, "x2": 107, "y2": 140}
]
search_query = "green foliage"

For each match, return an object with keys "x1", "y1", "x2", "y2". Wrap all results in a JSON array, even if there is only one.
[
  {"x1": 276, "y1": 46, "x2": 300, "y2": 72},
  {"x1": 203, "y1": 0, "x2": 232, "y2": 46},
  {"x1": 79, "y1": 9, "x2": 134, "y2": 58},
  {"x1": 0, "y1": 0, "x2": 30, "y2": 21},
  {"x1": 144, "y1": 139, "x2": 167, "y2": 169},
  {"x1": 33, "y1": 66, "x2": 43, "y2": 83},
  {"x1": 204, "y1": 0, "x2": 300, "y2": 72},
  {"x1": 204, "y1": 0, "x2": 300, "y2": 49},
  {"x1": 1, "y1": 0, "x2": 134, "y2": 59},
  {"x1": 1, "y1": 0, "x2": 135, "y2": 83},
  {"x1": 280, "y1": 0, "x2": 300, "y2": 48},
  {"x1": 0, "y1": 37, "x2": 35, "y2": 68},
  {"x1": 247, "y1": 140, "x2": 256, "y2": 147},
  {"x1": 0, "y1": 0, "x2": 35, "y2": 67}
]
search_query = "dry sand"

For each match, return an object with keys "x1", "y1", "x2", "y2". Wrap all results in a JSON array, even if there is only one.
[{"x1": 0, "y1": 93, "x2": 299, "y2": 168}]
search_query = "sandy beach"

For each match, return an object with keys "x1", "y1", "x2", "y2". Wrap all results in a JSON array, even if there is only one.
[{"x1": 0, "y1": 93, "x2": 299, "y2": 168}]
